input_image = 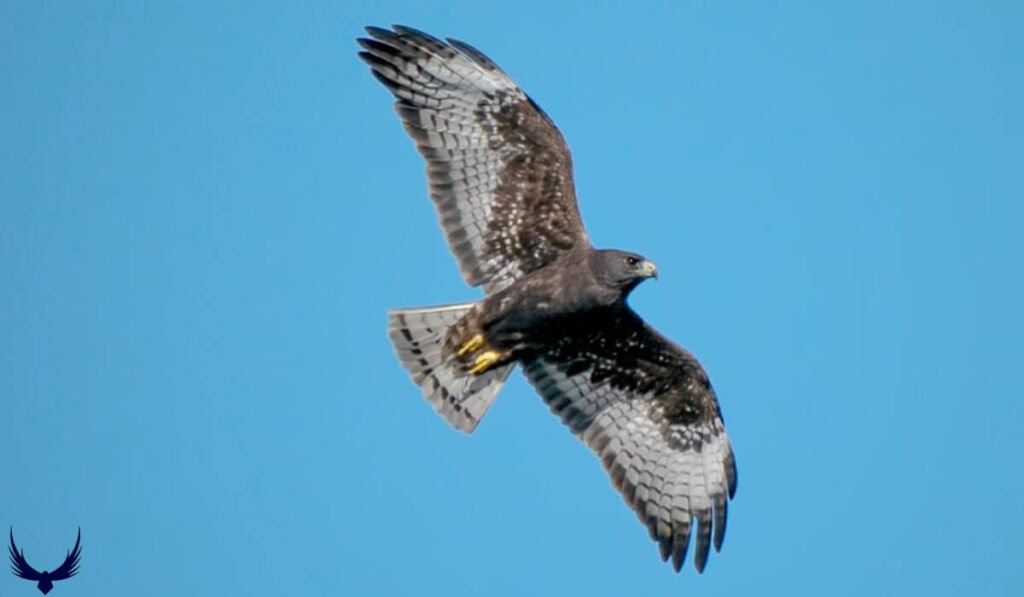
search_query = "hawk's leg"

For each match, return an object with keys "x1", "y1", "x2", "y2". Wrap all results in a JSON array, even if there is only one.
[
  {"x1": 468, "y1": 350, "x2": 504, "y2": 375},
  {"x1": 457, "y1": 334, "x2": 485, "y2": 356},
  {"x1": 450, "y1": 328, "x2": 513, "y2": 375},
  {"x1": 452, "y1": 333, "x2": 509, "y2": 375}
]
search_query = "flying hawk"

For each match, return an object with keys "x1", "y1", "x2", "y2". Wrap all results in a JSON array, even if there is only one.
[
  {"x1": 9, "y1": 527, "x2": 81, "y2": 595},
  {"x1": 358, "y1": 25, "x2": 737, "y2": 573}
]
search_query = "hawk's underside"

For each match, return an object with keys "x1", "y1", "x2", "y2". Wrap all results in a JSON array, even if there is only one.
[{"x1": 359, "y1": 25, "x2": 737, "y2": 573}]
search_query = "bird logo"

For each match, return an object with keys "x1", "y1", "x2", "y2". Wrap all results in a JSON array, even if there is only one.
[{"x1": 9, "y1": 527, "x2": 81, "y2": 595}]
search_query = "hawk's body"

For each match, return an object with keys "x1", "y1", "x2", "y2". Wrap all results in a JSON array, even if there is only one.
[
  {"x1": 359, "y1": 25, "x2": 737, "y2": 573},
  {"x1": 446, "y1": 247, "x2": 636, "y2": 369}
]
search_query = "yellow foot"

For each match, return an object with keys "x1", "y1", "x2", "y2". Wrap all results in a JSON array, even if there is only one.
[
  {"x1": 468, "y1": 350, "x2": 502, "y2": 375},
  {"x1": 457, "y1": 334, "x2": 485, "y2": 357}
]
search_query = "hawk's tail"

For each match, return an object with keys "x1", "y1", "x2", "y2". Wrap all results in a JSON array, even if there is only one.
[{"x1": 388, "y1": 302, "x2": 514, "y2": 433}]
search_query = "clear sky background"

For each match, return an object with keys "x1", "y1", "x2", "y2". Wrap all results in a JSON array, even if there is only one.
[{"x1": 2, "y1": 2, "x2": 1022, "y2": 596}]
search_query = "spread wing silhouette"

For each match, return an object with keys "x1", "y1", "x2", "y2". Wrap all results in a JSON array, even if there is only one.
[
  {"x1": 47, "y1": 528, "x2": 81, "y2": 580},
  {"x1": 8, "y1": 528, "x2": 42, "y2": 581},
  {"x1": 9, "y1": 527, "x2": 81, "y2": 594}
]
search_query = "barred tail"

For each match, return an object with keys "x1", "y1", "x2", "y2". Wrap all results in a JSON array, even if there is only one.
[{"x1": 388, "y1": 302, "x2": 514, "y2": 433}]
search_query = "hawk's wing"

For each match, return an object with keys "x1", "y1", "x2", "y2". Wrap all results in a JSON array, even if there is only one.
[
  {"x1": 9, "y1": 528, "x2": 42, "y2": 581},
  {"x1": 521, "y1": 309, "x2": 737, "y2": 573},
  {"x1": 358, "y1": 25, "x2": 589, "y2": 294}
]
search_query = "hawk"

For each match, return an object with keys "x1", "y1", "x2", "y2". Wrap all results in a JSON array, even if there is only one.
[{"x1": 358, "y1": 25, "x2": 737, "y2": 573}]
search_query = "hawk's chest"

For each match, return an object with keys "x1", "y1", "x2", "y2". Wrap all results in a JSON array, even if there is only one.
[{"x1": 479, "y1": 266, "x2": 613, "y2": 348}]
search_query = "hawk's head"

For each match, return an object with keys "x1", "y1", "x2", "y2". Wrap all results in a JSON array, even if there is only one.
[{"x1": 591, "y1": 249, "x2": 658, "y2": 295}]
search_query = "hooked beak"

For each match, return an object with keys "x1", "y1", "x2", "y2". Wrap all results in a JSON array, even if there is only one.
[{"x1": 640, "y1": 259, "x2": 659, "y2": 280}]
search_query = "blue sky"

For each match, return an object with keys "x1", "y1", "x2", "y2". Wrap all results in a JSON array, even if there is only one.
[{"x1": 2, "y1": 1, "x2": 1022, "y2": 595}]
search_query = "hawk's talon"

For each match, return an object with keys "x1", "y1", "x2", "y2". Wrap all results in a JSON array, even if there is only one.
[
  {"x1": 468, "y1": 350, "x2": 502, "y2": 375},
  {"x1": 458, "y1": 334, "x2": 485, "y2": 357}
]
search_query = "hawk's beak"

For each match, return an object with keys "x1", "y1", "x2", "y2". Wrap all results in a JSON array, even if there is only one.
[{"x1": 640, "y1": 259, "x2": 659, "y2": 280}]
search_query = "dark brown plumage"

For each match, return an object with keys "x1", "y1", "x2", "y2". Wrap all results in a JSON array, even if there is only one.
[{"x1": 360, "y1": 25, "x2": 736, "y2": 573}]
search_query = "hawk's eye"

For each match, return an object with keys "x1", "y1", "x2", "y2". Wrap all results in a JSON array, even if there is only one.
[{"x1": 626, "y1": 256, "x2": 640, "y2": 267}]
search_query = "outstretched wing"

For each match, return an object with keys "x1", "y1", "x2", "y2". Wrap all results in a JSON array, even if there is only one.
[
  {"x1": 9, "y1": 528, "x2": 42, "y2": 581},
  {"x1": 358, "y1": 25, "x2": 589, "y2": 294},
  {"x1": 522, "y1": 310, "x2": 737, "y2": 573},
  {"x1": 49, "y1": 527, "x2": 81, "y2": 580}
]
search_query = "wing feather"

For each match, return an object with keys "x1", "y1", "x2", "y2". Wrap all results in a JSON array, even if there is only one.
[
  {"x1": 358, "y1": 25, "x2": 589, "y2": 293},
  {"x1": 8, "y1": 528, "x2": 42, "y2": 581},
  {"x1": 49, "y1": 528, "x2": 81, "y2": 580},
  {"x1": 522, "y1": 310, "x2": 736, "y2": 573}
]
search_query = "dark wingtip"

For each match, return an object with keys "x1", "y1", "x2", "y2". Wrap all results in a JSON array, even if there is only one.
[
  {"x1": 356, "y1": 50, "x2": 377, "y2": 68},
  {"x1": 391, "y1": 24, "x2": 421, "y2": 34},
  {"x1": 657, "y1": 539, "x2": 670, "y2": 563},
  {"x1": 671, "y1": 551, "x2": 684, "y2": 572},
  {"x1": 364, "y1": 25, "x2": 392, "y2": 37},
  {"x1": 392, "y1": 24, "x2": 437, "y2": 40},
  {"x1": 726, "y1": 450, "x2": 738, "y2": 499},
  {"x1": 357, "y1": 37, "x2": 396, "y2": 56},
  {"x1": 692, "y1": 509, "x2": 714, "y2": 573},
  {"x1": 445, "y1": 37, "x2": 501, "y2": 72},
  {"x1": 713, "y1": 498, "x2": 727, "y2": 552},
  {"x1": 670, "y1": 531, "x2": 690, "y2": 573}
]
